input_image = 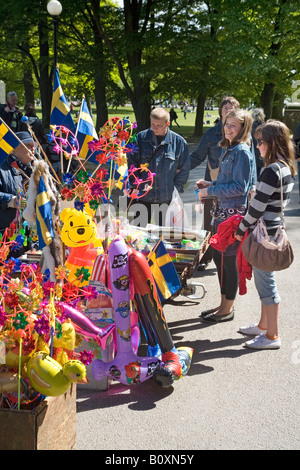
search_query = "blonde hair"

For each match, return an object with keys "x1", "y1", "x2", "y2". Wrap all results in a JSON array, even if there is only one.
[
  {"x1": 150, "y1": 107, "x2": 170, "y2": 122},
  {"x1": 220, "y1": 109, "x2": 253, "y2": 148},
  {"x1": 254, "y1": 119, "x2": 297, "y2": 176}
]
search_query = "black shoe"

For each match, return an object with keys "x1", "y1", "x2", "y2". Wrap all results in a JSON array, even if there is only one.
[
  {"x1": 202, "y1": 309, "x2": 234, "y2": 323},
  {"x1": 200, "y1": 306, "x2": 219, "y2": 318}
]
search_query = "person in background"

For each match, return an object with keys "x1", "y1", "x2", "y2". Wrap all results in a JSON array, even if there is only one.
[
  {"x1": 0, "y1": 131, "x2": 34, "y2": 257},
  {"x1": 197, "y1": 109, "x2": 255, "y2": 323},
  {"x1": 235, "y1": 120, "x2": 296, "y2": 349},
  {"x1": 127, "y1": 107, "x2": 190, "y2": 227},
  {"x1": 0, "y1": 91, "x2": 23, "y2": 132},
  {"x1": 190, "y1": 96, "x2": 240, "y2": 268},
  {"x1": 20, "y1": 103, "x2": 47, "y2": 146},
  {"x1": 251, "y1": 108, "x2": 265, "y2": 178}
]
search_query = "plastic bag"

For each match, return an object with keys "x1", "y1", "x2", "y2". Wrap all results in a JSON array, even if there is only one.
[{"x1": 165, "y1": 188, "x2": 190, "y2": 230}]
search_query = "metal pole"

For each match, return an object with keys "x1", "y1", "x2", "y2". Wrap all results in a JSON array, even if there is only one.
[{"x1": 53, "y1": 15, "x2": 58, "y2": 69}]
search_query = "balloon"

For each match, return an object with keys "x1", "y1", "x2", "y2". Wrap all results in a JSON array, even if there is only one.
[
  {"x1": 59, "y1": 302, "x2": 115, "y2": 351},
  {"x1": 59, "y1": 207, "x2": 103, "y2": 286},
  {"x1": 92, "y1": 237, "x2": 161, "y2": 385},
  {"x1": 128, "y1": 247, "x2": 193, "y2": 386},
  {"x1": 27, "y1": 351, "x2": 88, "y2": 397}
]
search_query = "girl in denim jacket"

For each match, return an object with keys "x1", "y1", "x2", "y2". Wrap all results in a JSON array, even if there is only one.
[{"x1": 197, "y1": 109, "x2": 256, "y2": 323}]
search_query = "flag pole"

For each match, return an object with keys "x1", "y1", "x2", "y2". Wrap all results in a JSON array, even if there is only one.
[
  {"x1": 20, "y1": 118, "x2": 61, "y2": 185},
  {"x1": 66, "y1": 95, "x2": 84, "y2": 173}
]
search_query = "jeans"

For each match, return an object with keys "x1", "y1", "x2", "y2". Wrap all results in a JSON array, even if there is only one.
[{"x1": 253, "y1": 267, "x2": 281, "y2": 305}]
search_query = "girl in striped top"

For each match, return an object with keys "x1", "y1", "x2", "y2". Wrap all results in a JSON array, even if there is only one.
[{"x1": 235, "y1": 120, "x2": 296, "y2": 349}]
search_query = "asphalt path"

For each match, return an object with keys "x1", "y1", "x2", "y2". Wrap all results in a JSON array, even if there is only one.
[{"x1": 75, "y1": 149, "x2": 300, "y2": 452}]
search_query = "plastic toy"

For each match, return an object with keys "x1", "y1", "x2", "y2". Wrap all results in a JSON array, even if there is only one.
[
  {"x1": 27, "y1": 351, "x2": 88, "y2": 396},
  {"x1": 60, "y1": 206, "x2": 103, "y2": 286},
  {"x1": 92, "y1": 237, "x2": 161, "y2": 385},
  {"x1": 92, "y1": 237, "x2": 193, "y2": 387}
]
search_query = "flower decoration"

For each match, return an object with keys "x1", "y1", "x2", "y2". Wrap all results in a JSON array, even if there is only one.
[
  {"x1": 74, "y1": 200, "x2": 85, "y2": 212},
  {"x1": 75, "y1": 267, "x2": 91, "y2": 283},
  {"x1": 34, "y1": 314, "x2": 51, "y2": 336},
  {"x1": 13, "y1": 312, "x2": 29, "y2": 331},
  {"x1": 63, "y1": 173, "x2": 74, "y2": 185},
  {"x1": 79, "y1": 349, "x2": 94, "y2": 365}
]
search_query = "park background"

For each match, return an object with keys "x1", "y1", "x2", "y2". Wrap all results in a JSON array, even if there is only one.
[{"x1": 1, "y1": 0, "x2": 300, "y2": 139}]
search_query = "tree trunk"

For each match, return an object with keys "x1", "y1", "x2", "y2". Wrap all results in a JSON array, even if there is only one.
[
  {"x1": 271, "y1": 92, "x2": 285, "y2": 120},
  {"x1": 193, "y1": 92, "x2": 206, "y2": 137},
  {"x1": 260, "y1": 82, "x2": 275, "y2": 120}
]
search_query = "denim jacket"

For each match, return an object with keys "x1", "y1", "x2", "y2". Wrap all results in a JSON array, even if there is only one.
[
  {"x1": 127, "y1": 127, "x2": 190, "y2": 204},
  {"x1": 0, "y1": 155, "x2": 31, "y2": 233},
  {"x1": 190, "y1": 121, "x2": 223, "y2": 180},
  {"x1": 206, "y1": 142, "x2": 256, "y2": 209}
]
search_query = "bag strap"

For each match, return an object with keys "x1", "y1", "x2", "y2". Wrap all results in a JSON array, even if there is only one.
[{"x1": 274, "y1": 162, "x2": 285, "y2": 228}]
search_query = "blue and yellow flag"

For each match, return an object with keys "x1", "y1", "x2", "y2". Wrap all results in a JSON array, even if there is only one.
[
  {"x1": 0, "y1": 119, "x2": 20, "y2": 163},
  {"x1": 50, "y1": 68, "x2": 75, "y2": 131},
  {"x1": 36, "y1": 175, "x2": 54, "y2": 249},
  {"x1": 76, "y1": 97, "x2": 99, "y2": 163},
  {"x1": 147, "y1": 240, "x2": 181, "y2": 302}
]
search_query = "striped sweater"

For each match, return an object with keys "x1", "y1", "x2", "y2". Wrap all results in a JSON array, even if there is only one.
[{"x1": 236, "y1": 161, "x2": 294, "y2": 237}]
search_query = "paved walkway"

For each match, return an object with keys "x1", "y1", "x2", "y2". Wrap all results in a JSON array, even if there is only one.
[{"x1": 75, "y1": 152, "x2": 300, "y2": 451}]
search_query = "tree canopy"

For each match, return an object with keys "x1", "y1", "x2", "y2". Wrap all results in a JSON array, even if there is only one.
[{"x1": 0, "y1": 0, "x2": 299, "y2": 134}]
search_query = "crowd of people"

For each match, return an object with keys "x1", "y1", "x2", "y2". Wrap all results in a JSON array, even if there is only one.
[{"x1": 0, "y1": 90, "x2": 298, "y2": 352}]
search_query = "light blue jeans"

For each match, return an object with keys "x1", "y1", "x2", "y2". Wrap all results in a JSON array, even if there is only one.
[{"x1": 253, "y1": 267, "x2": 281, "y2": 305}]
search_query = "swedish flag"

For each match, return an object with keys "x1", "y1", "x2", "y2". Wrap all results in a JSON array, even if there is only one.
[
  {"x1": 0, "y1": 119, "x2": 20, "y2": 163},
  {"x1": 76, "y1": 97, "x2": 99, "y2": 163},
  {"x1": 147, "y1": 240, "x2": 181, "y2": 302},
  {"x1": 36, "y1": 175, "x2": 54, "y2": 249},
  {"x1": 50, "y1": 68, "x2": 75, "y2": 131}
]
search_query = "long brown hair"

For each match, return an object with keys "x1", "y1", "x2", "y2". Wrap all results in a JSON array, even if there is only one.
[
  {"x1": 220, "y1": 109, "x2": 253, "y2": 148},
  {"x1": 254, "y1": 120, "x2": 297, "y2": 176}
]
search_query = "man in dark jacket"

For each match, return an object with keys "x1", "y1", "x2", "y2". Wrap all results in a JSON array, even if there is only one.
[
  {"x1": 0, "y1": 131, "x2": 34, "y2": 241},
  {"x1": 0, "y1": 91, "x2": 23, "y2": 133}
]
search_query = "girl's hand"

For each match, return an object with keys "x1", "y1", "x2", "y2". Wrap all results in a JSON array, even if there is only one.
[{"x1": 234, "y1": 233, "x2": 243, "y2": 241}]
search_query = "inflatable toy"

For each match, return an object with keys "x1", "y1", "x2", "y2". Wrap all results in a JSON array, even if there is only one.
[
  {"x1": 52, "y1": 319, "x2": 76, "y2": 365},
  {"x1": 60, "y1": 206, "x2": 103, "y2": 286},
  {"x1": 27, "y1": 351, "x2": 87, "y2": 396},
  {"x1": 128, "y1": 247, "x2": 193, "y2": 387},
  {"x1": 59, "y1": 302, "x2": 115, "y2": 351},
  {"x1": 92, "y1": 237, "x2": 161, "y2": 385}
]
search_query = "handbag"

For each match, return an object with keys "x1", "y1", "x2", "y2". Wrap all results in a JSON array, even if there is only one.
[{"x1": 242, "y1": 163, "x2": 294, "y2": 272}]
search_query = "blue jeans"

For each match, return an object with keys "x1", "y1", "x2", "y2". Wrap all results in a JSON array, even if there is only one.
[{"x1": 253, "y1": 267, "x2": 281, "y2": 305}]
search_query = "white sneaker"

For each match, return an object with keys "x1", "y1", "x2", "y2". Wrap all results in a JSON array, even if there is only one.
[
  {"x1": 239, "y1": 323, "x2": 267, "y2": 336},
  {"x1": 245, "y1": 334, "x2": 281, "y2": 350}
]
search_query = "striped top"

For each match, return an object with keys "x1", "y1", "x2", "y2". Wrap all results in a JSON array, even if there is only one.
[{"x1": 236, "y1": 160, "x2": 294, "y2": 237}]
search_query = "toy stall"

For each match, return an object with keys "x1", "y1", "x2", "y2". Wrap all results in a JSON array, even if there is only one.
[{"x1": 0, "y1": 107, "x2": 199, "y2": 449}]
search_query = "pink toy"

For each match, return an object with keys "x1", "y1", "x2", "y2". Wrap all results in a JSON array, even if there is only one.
[{"x1": 92, "y1": 237, "x2": 161, "y2": 384}]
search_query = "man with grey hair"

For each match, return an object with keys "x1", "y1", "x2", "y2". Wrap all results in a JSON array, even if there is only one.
[
  {"x1": 127, "y1": 107, "x2": 190, "y2": 226},
  {"x1": 0, "y1": 91, "x2": 23, "y2": 132}
]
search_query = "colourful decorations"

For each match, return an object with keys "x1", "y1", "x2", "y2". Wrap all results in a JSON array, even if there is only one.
[{"x1": 59, "y1": 206, "x2": 103, "y2": 286}]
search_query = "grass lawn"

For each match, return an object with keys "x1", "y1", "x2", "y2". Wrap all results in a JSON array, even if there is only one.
[{"x1": 35, "y1": 104, "x2": 219, "y2": 143}]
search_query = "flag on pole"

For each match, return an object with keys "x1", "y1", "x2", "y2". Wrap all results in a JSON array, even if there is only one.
[
  {"x1": 50, "y1": 68, "x2": 75, "y2": 131},
  {"x1": 147, "y1": 240, "x2": 181, "y2": 303},
  {"x1": 36, "y1": 175, "x2": 54, "y2": 249},
  {"x1": 0, "y1": 120, "x2": 20, "y2": 163},
  {"x1": 76, "y1": 97, "x2": 99, "y2": 163}
]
